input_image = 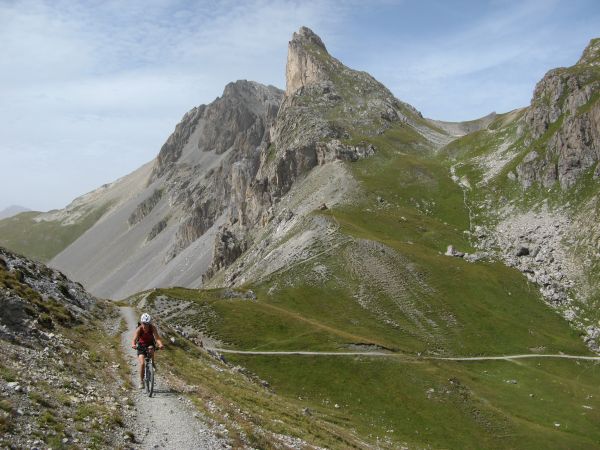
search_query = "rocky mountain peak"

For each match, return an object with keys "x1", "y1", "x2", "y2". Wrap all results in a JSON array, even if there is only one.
[
  {"x1": 151, "y1": 80, "x2": 282, "y2": 181},
  {"x1": 222, "y1": 79, "x2": 280, "y2": 103},
  {"x1": 223, "y1": 79, "x2": 257, "y2": 96},
  {"x1": 293, "y1": 26, "x2": 327, "y2": 51},
  {"x1": 577, "y1": 38, "x2": 600, "y2": 66},
  {"x1": 286, "y1": 26, "x2": 331, "y2": 95}
]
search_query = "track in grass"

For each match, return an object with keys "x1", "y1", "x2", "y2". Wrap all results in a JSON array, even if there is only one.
[{"x1": 209, "y1": 347, "x2": 600, "y2": 361}]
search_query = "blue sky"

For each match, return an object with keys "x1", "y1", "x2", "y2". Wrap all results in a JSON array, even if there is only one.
[{"x1": 1, "y1": 0, "x2": 599, "y2": 212}]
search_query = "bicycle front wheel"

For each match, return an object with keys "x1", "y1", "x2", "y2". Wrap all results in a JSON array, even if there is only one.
[
  {"x1": 148, "y1": 363, "x2": 155, "y2": 397},
  {"x1": 145, "y1": 362, "x2": 152, "y2": 395}
]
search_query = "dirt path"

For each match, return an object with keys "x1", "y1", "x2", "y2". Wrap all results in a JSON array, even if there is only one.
[
  {"x1": 430, "y1": 354, "x2": 600, "y2": 361},
  {"x1": 120, "y1": 307, "x2": 229, "y2": 449},
  {"x1": 212, "y1": 349, "x2": 393, "y2": 356},
  {"x1": 209, "y1": 347, "x2": 600, "y2": 362}
]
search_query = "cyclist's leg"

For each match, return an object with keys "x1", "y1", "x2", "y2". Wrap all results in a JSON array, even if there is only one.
[{"x1": 138, "y1": 354, "x2": 145, "y2": 383}]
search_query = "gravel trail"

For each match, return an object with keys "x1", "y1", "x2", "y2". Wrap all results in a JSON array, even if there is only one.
[{"x1": 120, "y1": 307, "x2": 229, "y2": 449}]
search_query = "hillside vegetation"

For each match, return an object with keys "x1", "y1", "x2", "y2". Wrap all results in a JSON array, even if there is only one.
[{"x1": 128, "y1": 119, "x2": 599, "y2": 449}]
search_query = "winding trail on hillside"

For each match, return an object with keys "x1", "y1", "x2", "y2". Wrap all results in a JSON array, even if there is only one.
[
  {"x1": 119, "y1": 307, "x2": 228, "y2": 449},
  {"x1": 428, "y1": 354, "x2": 600, "y2": 361},
  {"x1": 209, "y1": 348, "x2": 600, "y2": 362}
]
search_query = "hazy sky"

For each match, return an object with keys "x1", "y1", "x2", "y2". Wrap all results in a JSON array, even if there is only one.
[{"x1": 1, "y1": 0, "x2": 599, "y2": 212}]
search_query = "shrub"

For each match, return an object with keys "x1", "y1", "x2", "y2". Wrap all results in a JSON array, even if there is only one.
[
  {"x1": 0, "y1": 399, "x2": 13, "y2": 413},
  {"x1": 12, "y1": 270, "x2": 23, "y2": 282},
  {"x1": 0, "y1": 411, "x2": 12, "y2": 433},
  {"x1": 38, "y1": 313, "x2": 54, "y2": 330},
  {"x1": 58, "y1": 283, "x2": 72, "y2": 299}
]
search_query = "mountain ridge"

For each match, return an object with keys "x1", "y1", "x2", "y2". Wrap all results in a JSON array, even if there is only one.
[{"x1": 34, "y1": 26, "x2": 448, "y2": 299}]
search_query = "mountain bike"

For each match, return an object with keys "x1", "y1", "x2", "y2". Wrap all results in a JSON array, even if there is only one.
[{"x1": 138, "y1": 344, "x2": 159, "y2": 397}]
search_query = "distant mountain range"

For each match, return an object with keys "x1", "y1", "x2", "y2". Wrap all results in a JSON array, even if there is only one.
[{"x1": 0, "y1": 205, "x2": 30, "y2": 220}]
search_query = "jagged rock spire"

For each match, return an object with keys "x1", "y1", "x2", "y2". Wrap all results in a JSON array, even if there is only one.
[
  {"x1": 285, "y1": 26, "x2": 331, "y2": 96},
  {"x1": 577, "y1": 37, "x2": 600, "y2": 65}
]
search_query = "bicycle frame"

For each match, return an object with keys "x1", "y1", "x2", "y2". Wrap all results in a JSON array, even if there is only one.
[{"x1": 138, "y1": 344, "x2": 156, "y2": 397}]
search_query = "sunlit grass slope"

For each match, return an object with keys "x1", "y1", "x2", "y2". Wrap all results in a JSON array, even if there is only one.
[{"x1": 229, "y1": 355, "x2": 600, "y2": 450}]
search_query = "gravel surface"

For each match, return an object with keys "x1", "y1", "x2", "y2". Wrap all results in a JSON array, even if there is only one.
[{"x1": 120, "y1": 307, "x2": 230, "y2": 449}]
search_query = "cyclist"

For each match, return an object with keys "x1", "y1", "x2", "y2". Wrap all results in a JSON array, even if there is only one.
[{"x1": 131, "y1": 313, "x2": 164, "y2": 389}]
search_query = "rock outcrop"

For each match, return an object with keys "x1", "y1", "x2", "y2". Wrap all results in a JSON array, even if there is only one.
[
  {"x1": 448, "y1": 38, "x2": 600, "y2": 352},
  {"x1": 516, "y1": 38, "x2": 600, "y2": 189},
  {"x1": 203, "y1": 226, "x2": 248, "y2": 282},
  {"x1": 1, "y1": 248, "x2": 96, "y2": 339},
  {"x1": 128, "y1": 188, "x2": 163, "y2": 226},
  {"x1": 151, "y1": 106, "x2": 206, "y2": 181},
  {"x1": 159, "y1": 80, "x2": 282, "y2": 260},
  {"x1": 285, "y1": 27, "x2": 330, "y2": 96}
]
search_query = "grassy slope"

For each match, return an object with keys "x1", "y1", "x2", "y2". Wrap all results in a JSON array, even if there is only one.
[
  {"x1": 0, "y1": 205, "x2": 111, "y2": 262},
  {"x1": 442, "y1": 101, "x2": 600, "y2": 327},
  {"x1": 132, "y1": 122, "x2": 599, "y2": 449},
  {"x1": 155, "y1": 324, "x2": 381, "y2": 449},
  {"x1": 229, "y1": 356, "x2": 600, "y2": 450}
]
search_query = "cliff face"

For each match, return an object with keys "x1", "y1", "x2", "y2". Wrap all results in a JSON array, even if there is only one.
[
  {"x1": 159, "y1": 80, "x2": 282, "y2": 260},
  {"x1": 516, "y1": 38, "x2": 600, "y2": 189},
  {"x1": 285, "y1": 27, "x2": 330, "y2": 96},
  {"x1": 51, "y1": 81, "x2": 283, "y2": 298}
]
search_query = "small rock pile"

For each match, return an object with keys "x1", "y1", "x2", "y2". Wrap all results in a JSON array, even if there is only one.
[{"x1": 478, "y1": 209, "x2": 576, "y2": 303}]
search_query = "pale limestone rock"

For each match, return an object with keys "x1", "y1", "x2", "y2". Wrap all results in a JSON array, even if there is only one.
[{"x1": 286, "y1": 27, "x2": 329, "y2": 96}]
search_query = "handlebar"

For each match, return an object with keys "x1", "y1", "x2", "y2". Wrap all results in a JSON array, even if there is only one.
[{"x1": 132, "y1": 344, "x2": 164, "y2": 350}]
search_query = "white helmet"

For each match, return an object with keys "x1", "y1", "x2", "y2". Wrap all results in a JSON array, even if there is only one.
[{"x1": 140, "y1": 313, "x2": 151, "y2": 324}]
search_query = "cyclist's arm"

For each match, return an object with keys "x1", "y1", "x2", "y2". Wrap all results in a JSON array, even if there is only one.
[
  {"x1": 131, "y1": 327, "x2": 141, "y2": 348},
  {"x1": 152, "y1": 325, "x2": 164, "y2": 349}
]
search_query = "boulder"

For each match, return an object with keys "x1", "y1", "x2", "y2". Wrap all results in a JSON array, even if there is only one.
[{"x1": 445, "y1": 245, "x2": 465, "y2": 258}]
